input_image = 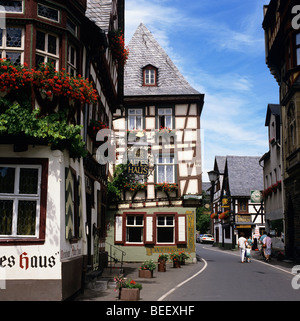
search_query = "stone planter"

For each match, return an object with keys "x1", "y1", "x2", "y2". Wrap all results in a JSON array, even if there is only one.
[
  {"x1": 119, "y1": 288, "x2": 140, "y2": 301},
  {"x1": 138, "y1": 269, "x2": 153, "y2": 278},
  {"x1": 157, "y1": 260, "x2": 166, "y2": 272}
]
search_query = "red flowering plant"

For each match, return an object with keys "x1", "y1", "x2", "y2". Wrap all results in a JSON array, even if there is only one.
[
  {"x1": 124, "y1": 181, "x2": 147, "y2": 192},
  {"x1": 109, "y1": 29, "x2": 129, "y2": 66},
  {"x1": 87, "y1": 119, "x2": 109, "y2": 141},
  {"x1": 0, "y1": 58, "x2": 32, "y2": 95},
  {"x1": 32, "y1": 62, "x2": 98, "y2": 104},
  {"x1": 114, "y1": 275, "x2": 142, "y2": 291},
  {"x1": 155, "y1": 182, "x2": 178, "y2": 193},
  {"x1": 158, "y1": 127, "x2": 174, "y2": 134}
]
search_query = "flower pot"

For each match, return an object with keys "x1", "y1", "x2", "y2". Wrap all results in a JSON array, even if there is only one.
[
  {"x1": 139, "y1": 269, "x2": 153, "y2": 278},
  {"x1": 119, "y1": 288, "x2": 140, "y2": 301},
  {"x1": 158, "y1": 261, "x2": 166, "y2": 272},
  {"x1": 173, "y1": 261, "x2": 181, "y2": 268}
]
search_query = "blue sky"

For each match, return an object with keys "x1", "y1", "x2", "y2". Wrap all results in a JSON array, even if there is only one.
[{"x1": 124, "y1": 0, "x2": 278, "y2": 182}]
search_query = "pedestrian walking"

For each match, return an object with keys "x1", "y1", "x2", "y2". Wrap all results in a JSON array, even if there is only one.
[
  {"x1": 238, "y1": 232, "x2": 247, "y2": 263},
  {"x1": 259, "y1": 231, "x2": 267, "y2": 259},
  {"x1": 252, "y1": 234, "x2": 258, "y2": 251},
  {"x1": 263, "y1": 233, "x2": 272, "y2": 262}
]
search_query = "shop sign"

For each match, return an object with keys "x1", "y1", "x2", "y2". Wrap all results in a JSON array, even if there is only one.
[{"x1": 127, "y1": 161, "x2": 149, "y2": 175}]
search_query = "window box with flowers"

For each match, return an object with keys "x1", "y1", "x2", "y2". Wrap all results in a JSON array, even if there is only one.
[
  {"x1": 108, "y1": 29, "x2": 129, "y2": 67},
  {"x1": 124, "y1": 181, "x2": 147, "y2": 201},
  {"x1": 0, "y1": 59, "x2": 96, "y2": 158},
  {"x1": 87, "y1": 119, "x2": 109, "y2": 146},
  {"x1": 155, "y1": 127, "x2": 176, "y2": 143},
  {"x1": 219, "y1": 210, "x2": 230, "y2": 220},
  {"x1": 155, "y1": 182, "x2": 178, "y2": 199},
  {"x1": 210, "y1": 213, "x2": 218, "y2": 219},
  {"x1": 263, "y1": 180, "x2": 281, "y2": 198},
  {"x1": 32, "y1": 62, "x2": 98, "y2": 115}
]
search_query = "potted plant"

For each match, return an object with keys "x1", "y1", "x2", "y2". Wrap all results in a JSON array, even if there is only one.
[
  {"x1": 178, "y1": 251, "x2": 190, "y2": 265},
  {"x1": 114, "y1": 275, "x2": 142, "y2": 301},
  {"x1": 139, "y1": 259, "x2": 156, "y2": 278},
  {"x1": 169, "y1": 252, "x2": 181, "y2": 268},
  {"x1": 157, "y1": 254, "x2": 168, "y2": 272}
]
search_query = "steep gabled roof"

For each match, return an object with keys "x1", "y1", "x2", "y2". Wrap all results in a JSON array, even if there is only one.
[
  {"x1": 124, "y1": 23, "x2": 201, "y2": 97},
  {"x1": 86, "y1": 0, "x2": 112, "y2": 32},
  {"x1": 214, "y1": 156, "x2": 226, "y2": 175},
  {"x1": 225, "y1": 156, "x2": 263, "y2": 197}
]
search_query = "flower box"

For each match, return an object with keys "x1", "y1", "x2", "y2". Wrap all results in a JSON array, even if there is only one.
[
  {"x1": 119, "y1": 288, "x2": 140, "y2": 301},
  {"x1": 138, "y1": 269, "x2": 153, "y2": 278}
]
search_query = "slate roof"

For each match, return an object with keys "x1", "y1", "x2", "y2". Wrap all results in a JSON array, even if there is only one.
[
  {"x1": 214, "y1": 156, "x2": 226, "y2": 175},
  {"x1": 85, "y1": 0, "x2": 112, "y2": 32},
  {"x1": 225, "y1": 156, "x2": 263, "y2": 197},
  {"x1": 124, "y1": 23, "x2": 201, "y2": 97},
  {"x1": 265, "y1": 103, "x2": 281, "y2": 126}
]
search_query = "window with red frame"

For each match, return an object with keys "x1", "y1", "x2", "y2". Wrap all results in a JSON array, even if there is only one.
[{"x1": 143, "y1": 66, "x2": 157, "y2": 86}]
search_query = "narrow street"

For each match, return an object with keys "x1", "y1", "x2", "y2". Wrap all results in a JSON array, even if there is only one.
[{"x1": 162, "y1": 244, "x2": 300, "y2": 301}]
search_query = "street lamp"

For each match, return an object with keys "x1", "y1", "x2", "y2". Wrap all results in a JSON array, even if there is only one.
[
  {"x1": 208, "y1": 170, "x2": 219, "y2": 241},
  {"x1": 208, "y1": 170, "x2": 218, "y2": 184}
]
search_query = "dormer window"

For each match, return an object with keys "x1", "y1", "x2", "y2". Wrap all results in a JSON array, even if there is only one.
[{"x1": 143, "y1": 65, "x2": 157, "y2": 86}]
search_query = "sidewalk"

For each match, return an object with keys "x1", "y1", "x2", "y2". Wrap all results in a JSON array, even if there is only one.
[
  {"x1": 73, "y1": 247, "x2": 295, "y2": 301},
  {"x1": 74, "y1": 258, "x2": 204, "y2": 301}
]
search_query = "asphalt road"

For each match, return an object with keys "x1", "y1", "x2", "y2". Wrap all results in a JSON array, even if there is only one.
[{"x1": 163, "y1": 244, "x2": 300, "y2": 301}]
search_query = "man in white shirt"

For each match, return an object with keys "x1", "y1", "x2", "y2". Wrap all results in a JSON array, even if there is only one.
[{"x1": 238, "y1": 232, "x2": 247, "y2": 263}]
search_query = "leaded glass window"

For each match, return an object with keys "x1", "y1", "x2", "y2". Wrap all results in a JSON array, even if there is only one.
[
  {"x1": 0, "y1": 1, "x2": 23, "y2": 13},
  {"x1": 0, "y1": 165, "x2": 41, "y2": 238},
  {"x1": 37, "y1": 3, "x2": 59, "y2": 22},
  {"x1": 35, "y1": 30, "x2": 59, "y2": 68},
  {"x1": 0, "y1": 27, "x2": 24, "y2": 65}
]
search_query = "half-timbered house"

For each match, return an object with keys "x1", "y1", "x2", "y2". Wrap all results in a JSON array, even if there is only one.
[
  {"x1": 106, "y1": 23, "x2": 204, "y2": 262},
  {"x1": 0, "y1": 0, "x2": 124, "y2": 300},
  {"x1": 210, "y1": 156, "x2": 265, "y2": 249}
]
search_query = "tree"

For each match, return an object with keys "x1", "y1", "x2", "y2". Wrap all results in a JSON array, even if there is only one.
[{"x1": 196, "y1": 190, "x2": 211, "y2": 233}]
